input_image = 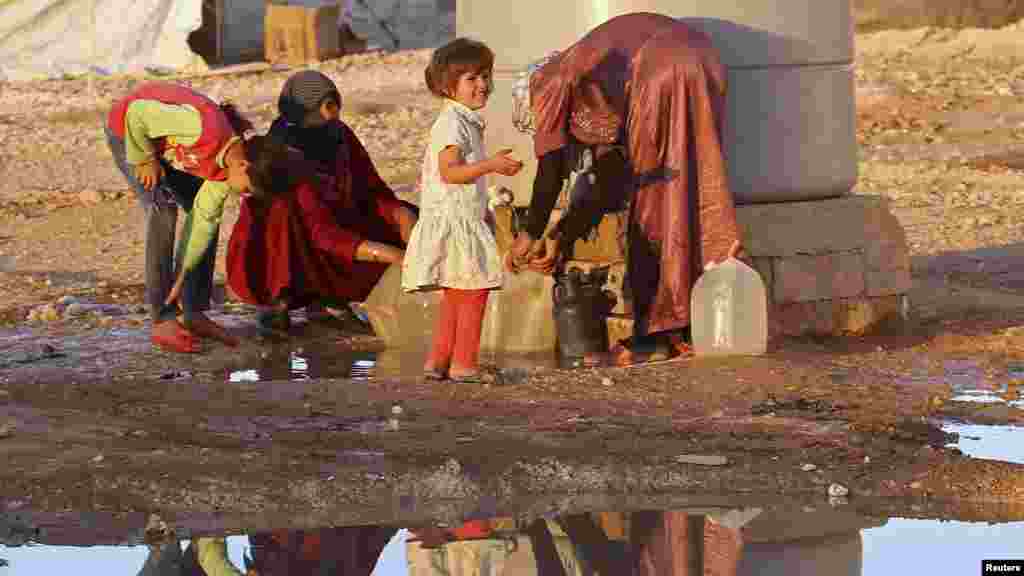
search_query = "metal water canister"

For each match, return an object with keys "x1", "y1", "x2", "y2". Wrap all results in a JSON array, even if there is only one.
[
  {"x1": 552, "y1": 266, "x2": 612, "y2": 367},
  {"x1": 457, "y1": 0, "x2": 857, "y2": 204}
]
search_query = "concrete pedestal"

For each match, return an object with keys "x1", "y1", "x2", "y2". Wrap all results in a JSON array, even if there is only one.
[{"x1": 566, "y1": 196, "x2": 912, "y2": 344}]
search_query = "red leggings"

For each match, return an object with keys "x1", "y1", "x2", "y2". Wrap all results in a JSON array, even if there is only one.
[{"x1": 427, "y1": 288, "x2": 490, "y2": 372}]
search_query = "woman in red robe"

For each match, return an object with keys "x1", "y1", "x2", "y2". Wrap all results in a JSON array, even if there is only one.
[
  {"x1": 504, "y1": 13, "x2": 744, "y2": 365},
  {"x1": 226, "y1": 132, "x2": 412, "y2": 329},
  {"x1": 227, "y1": 71, "x2": 416, "y2": 330}
]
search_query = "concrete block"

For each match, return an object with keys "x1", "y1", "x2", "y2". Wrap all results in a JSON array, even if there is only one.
[
  {"x1": 865, "y1": 238, "x2": 911, "y2": 274},
  {"x1": 833, "y1": 295, "x2": 903, "y2": 335},
  {"x1": 770, "y1": 295, "x2": 903, "y2": 337},
  {"x1": 865, "y1": 267, "x2": 912, "y2": 298},
  {"x1": 773, "y1": 252, "x2": 865, "y2": 303},
  {"x1": 737, "y1": 196, "x2": 886, "y2": 258},
  {"x1": 770, "y1": 300, "x2": 835, "y2": 337}
]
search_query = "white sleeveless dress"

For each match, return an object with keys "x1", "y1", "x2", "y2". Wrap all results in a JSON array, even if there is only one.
[{"x1": 401, "y1": 100, "x2": 503, "y2": 292}]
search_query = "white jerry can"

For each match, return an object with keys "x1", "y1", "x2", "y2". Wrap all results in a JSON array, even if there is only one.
[
  {"x1": 690, "y1": 257, "x2": 768, "y2": 357},
  {"x1": 361, "y1": 264, "x2": 440, "y2": 352}
]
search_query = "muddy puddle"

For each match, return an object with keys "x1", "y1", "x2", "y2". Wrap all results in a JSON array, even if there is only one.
[
  {"x1": 223, "y1": 345, "x2": 559, "y2": 383},
  {"x1": 1, "y1": 303, "x2": 562, "y2": 383},
  {"x1": 3, "y1": 499, "x2": 1023, "y2": 574}
]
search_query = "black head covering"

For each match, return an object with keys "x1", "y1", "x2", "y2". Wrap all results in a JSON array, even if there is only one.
[{"x1": 271, "y1": 70, "x2": 344, "y2": 167}]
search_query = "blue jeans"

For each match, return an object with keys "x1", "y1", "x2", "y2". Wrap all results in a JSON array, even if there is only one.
[{"x1": 104, "y1": 125, "x2": 218, "y2": 322}]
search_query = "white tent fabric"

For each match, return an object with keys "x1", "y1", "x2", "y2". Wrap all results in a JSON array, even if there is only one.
[{"x1": 0, "y1": 0, "x2": 206, "y2": 81}]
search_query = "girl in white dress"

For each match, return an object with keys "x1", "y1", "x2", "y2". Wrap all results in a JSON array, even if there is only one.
[{"x1": 402, "y1": 37, "x2": 523, "y2": 382}]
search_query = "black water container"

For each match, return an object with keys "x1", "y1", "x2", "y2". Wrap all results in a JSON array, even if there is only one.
[{"x1": 553, "y1": 266, "x2": 611, "y2": 368}]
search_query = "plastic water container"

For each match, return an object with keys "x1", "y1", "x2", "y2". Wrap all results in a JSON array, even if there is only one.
[
  {"x1": 362, "y1": 264, "x2": 439, "y2": 351},
  {"x1": 690, "y1": 257, "x2": 768, "y2": 357},
  {"x1": 362, "y1": 262, "x2": 559, "y2": 353}
]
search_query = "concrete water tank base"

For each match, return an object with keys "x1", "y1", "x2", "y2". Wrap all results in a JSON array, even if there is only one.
[{"x1": 585, "y1": 196, "x2": 912, "y2": 344}]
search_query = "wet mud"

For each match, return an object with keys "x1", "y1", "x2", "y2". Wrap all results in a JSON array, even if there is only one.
[{"x1": 3, "y1": 301, "x2": 1024, "y2": 531}]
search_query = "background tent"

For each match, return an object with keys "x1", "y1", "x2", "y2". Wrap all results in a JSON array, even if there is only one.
[
  {"x1": 0, "y1": 0, "x2": 455, "y2": 82},
  {"x1": 0, "y1": 0, "x2": 207, "y2": 81}
]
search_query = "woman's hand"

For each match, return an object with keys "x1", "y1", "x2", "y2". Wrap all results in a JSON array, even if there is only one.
[
  {"x1": 704, "y1": 240, "x2": 745, "y2": 272},
  {"x1": 356, "y1": 241, "x2": 404, "y2": 265},
  {"x1": 728, "y1": 239, "x2": 742, "y2": 260},
  {"x1": 505, "y1": 233, "x2": 534, "y2": 273},
  {"x1": 528, "y1": 235, "x2": 562, "y2": 275},
  {"x1": 372, "y1": 244, "x2": 404, "y2": 264},
  {"x1": 487, "y1": 148, "x2": 524, "y2": 177},
  {"x1": 134, "y1": 159, "x2": 164, "y2": 192}
]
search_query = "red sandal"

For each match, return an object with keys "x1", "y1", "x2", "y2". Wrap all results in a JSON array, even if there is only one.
[{"x1": 151, "y1": 321, "x2": 199, "y2": 354}]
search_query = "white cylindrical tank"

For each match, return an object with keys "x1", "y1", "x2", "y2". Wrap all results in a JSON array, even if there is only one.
[{"x1": 456, "y1": 0, "x2": 857, "y2": 204}]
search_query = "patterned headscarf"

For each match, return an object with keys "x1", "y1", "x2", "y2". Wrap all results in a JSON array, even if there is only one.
[
  {"x1": 512, "y1": 51, "x2": 560, "y2": 134},
  {"x1": 277, "y1": 70, "x2": 341, "y2": 128},
  {"x1": 272, "y1": 70, "x2": 344, "y2": 167}
]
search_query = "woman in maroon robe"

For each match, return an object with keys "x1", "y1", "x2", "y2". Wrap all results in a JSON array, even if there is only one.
[
  {"x1": 505, "y1": 12, "x2": 744, "y2": 365},
  {"x1": 227, "y1": 70, "x2": 416, "y2": 329},
  {"x1": 226, "y1": 133, "x2": 411, "y2": 329}
]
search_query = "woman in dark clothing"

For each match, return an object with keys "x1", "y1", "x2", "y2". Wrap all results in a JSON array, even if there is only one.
[
  {"x1": 227, "y1": 70, "x2": 417, "y2": 329},
  {"x1": 504, "y1": 13, "x2": 744, "y2": 366}
]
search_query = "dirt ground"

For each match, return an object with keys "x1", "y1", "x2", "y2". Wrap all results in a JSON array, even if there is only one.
[{"x1": 3, "y1": 29, "x2": 1024, "y2": 532}]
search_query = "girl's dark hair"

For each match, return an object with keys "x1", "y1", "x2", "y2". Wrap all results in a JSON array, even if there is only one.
[
  {"x1": 242, "y1": 134, "x2": 302, "y2": 200},
  {"x1": 424, "y1": 37, "x2": 495, "y2": 98},
  {"x1": 219, "y1": 102, "x2": 254, "y2": 135}
]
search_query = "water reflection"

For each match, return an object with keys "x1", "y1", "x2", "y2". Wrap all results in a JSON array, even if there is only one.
[
  {"x1": 224, "y1": 346, "x2": 558, "y2": 384},
  {"x1": 5, "y1": 506, "x2": 1023, "y2": 575},
  {"x1": 943, "y1": 360, "x2": 1024, "y2": 408}
]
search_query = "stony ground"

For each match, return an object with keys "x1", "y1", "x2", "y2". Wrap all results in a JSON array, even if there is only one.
[{"x1": 3, "y1": 28, "x2": 1024, "y2": 528}]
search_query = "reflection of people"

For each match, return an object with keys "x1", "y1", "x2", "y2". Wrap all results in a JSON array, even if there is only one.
[
  {"x1": 135, "y1": 537, "x2": 240, "y2": 576},
  {"x1": 401, "y1": 38, "x2": 523, "y2": 382},
  {"x1": 408, "y1": 511, "x2": 751, "y2": 576},
  {"x1": 105, "y1": 82, "x2": 254, "y2": 352},
  {"x1": 245, "y1": 526, "x2": 396, "y2": 575},
  {"x1": 228, "y1": 70, "x2": 416, "y2": 332},
  {"x1": 504, "y1": 12, "x2": 744, "y2": 366}
]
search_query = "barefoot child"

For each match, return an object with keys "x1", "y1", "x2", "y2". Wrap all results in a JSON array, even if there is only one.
[
  {"x1": 105, "y1": 82, "x2": 254, "y2": 353},
  {"x1": 402, "y1": 38, "x2": 523, "y2": 382}
]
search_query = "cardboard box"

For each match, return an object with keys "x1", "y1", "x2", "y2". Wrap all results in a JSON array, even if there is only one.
[{"x1": 264, "y1": 3, "x2": 341, "y2": 65}]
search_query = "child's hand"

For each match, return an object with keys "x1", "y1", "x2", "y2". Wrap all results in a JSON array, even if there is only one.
[
  {"x1": 488, "y1": 149, "x2": 524, "y2": 177},
  {"x1": 134, "y1": 159, "x2": 164, "y2": 192}
]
